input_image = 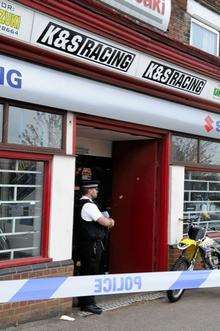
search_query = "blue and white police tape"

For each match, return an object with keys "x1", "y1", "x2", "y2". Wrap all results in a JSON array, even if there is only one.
[{"x1": 1, "y1": 270, "x2": 220, "y2": 303}]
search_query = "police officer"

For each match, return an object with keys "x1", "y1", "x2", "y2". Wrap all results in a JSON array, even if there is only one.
[{"x1": 77, "y1": 180, "x2": 115, "y2": 314}]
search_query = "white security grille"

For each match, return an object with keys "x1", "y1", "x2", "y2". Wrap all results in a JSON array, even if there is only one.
[
  {"x1": 184, "y1": 171, "x2": 220, "y2": 234},
  {"x1": 0, "y1": 159, "x2": 44, "y2": 260}
]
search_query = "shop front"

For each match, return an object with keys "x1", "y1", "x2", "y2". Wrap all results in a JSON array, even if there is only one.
[
  {"x1": 0, "y1": 0, "x2": 219, "y2": 327},
  {"x1": 0, "y1": 50, "x2": 219, "y2": 276}
]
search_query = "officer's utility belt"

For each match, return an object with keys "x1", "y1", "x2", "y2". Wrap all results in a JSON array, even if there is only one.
[
  {"x1": 81, "y1": 238, "x2": 104, "y2": 247},
  {"x1": 93, "y1": 240, "x2": 105, "y2": 253}
]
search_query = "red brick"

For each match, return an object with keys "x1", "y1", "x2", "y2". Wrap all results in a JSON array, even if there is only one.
[{"x1": 0, "y1": 263, "x2": 73, "y2": 326}]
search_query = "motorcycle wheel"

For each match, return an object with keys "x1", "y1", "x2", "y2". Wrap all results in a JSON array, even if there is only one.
[{"x1": 167, "y1": 257, "x2": 190, "y2": 303}]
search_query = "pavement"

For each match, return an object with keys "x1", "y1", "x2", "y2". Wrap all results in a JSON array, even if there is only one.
[{"x1": 4, "y1": 288, "x2": 220, "y2": 331}]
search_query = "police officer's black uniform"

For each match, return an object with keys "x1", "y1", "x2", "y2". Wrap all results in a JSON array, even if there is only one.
[{"x1": 77, "y1": 197, "x2": 105, "y2": 313}]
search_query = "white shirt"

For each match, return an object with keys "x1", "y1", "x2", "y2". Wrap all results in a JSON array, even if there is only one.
[{"x1": 80, "y1": 196, "x2": 102, "y2": 222}]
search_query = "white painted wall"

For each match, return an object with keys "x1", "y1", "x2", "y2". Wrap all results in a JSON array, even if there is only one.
[
  {"x1": 168, "y1": 166, "x2": 185, "y2": 245},
  {"x1": 77, "y1": 137, "x2": 112, "y2": 157},
  {"x1": 49, "y1": 155, "x2": 75, "y2": 260},
  {"x1": 66, "y1": 112, "x2": 74, "y2": 155}
]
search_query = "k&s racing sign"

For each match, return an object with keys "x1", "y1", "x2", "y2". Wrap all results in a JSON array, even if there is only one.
[
  {"x1": 6, "y1": 7, "x2": 217, "y2": 105},
  {"x1": 143, "y1": 61, "x2": 207, "y2": 95},
  {"x1": 37, "y1": 22, "x2": 135, "y2": 72}
]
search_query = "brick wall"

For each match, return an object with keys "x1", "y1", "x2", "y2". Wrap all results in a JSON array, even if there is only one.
[
  {"x1": 168, "y1": 245, "x2": 181, "y2": 269},
  {"x1": 166, "y1": 0, "x2": 190, "y2": 44},
  {"x1": 0, "y1": 260, "x2": 74, "y2": 329}
]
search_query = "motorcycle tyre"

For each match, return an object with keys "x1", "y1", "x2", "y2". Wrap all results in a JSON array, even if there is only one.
[{"x1": 167, "y1": 257, "x2": 190, "y2": 303}]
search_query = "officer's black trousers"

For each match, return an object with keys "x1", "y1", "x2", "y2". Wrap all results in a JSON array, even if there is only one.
[{"x1": 78, "y1": 241, "x2": 103, "y2": 307}]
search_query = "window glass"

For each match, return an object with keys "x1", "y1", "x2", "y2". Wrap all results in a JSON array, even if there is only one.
[
  {"x1": 191, "y1": 20, "x2": 218, "y2": 56},
  {"x1": 200, "y1": 141, "x2": 220, "y2": 165},
  {"x1": 183, "y1": 171, "x2": 220, "y2": 234},
  {"x1": 172, "y1": 136, "x2": 198, "y2": 163},
  {"x1": 8, "y1": 107, "x2": 62, "y2": 148},
  {"x1": 0, "y1": 159, "x2": 44, "y2": 260}
]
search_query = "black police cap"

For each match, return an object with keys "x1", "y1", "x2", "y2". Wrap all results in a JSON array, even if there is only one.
[{"x1": 80, "y1": 180, "x2": 100, "y2": 188}]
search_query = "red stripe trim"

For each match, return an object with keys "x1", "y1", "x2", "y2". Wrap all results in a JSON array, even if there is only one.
[
  {"x1": 0, "y1": 150, "x2": 52, "y2": 264},
  {"x1": 41, "y1": 158, "x2": 52, "y2": 257},
  {"x1": 0, "y1": 257, "x2": 52, "y2": 269},
  {"x1": 77, "y1": 114, "x2": 166, "y2": 138},
  {"x1": 158, "y1": 133, "x2": 170, "y2": 271},
  {"x1": 0, "y1": 150, "x2": 52, "y2": 161},
  {"x1": 72, "y1": 114, "x2": 77, "y2": 155}
]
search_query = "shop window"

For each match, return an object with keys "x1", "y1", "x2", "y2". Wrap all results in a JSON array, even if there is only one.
[
  {"x1": 172, "y1": 136, "x2": 198, "y2": 163},
  {"x1": 190, "y1": 19, "x2": 219, "y2": 56},
  {"x1": 183, "y1": 171, "x2": 220, "y2": 234},
  {"x1": 8, "y1": 106, "x2": 62, "y2": 148},
  {"x1": 199, "y1": 140, "x2": 220, "y2": 165},
  {"x1": 0, "y1": 159, "x2": 44, "y2": 260}
]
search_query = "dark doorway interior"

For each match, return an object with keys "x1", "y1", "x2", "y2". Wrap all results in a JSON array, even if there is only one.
[{"x1": 73, "y1": 155, "x2": 112, "y2": 273}]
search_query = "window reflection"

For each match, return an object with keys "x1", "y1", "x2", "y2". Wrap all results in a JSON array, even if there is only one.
[
  {"x1": 8, "y1": 106, "x2": 62, "y2": 148},
  {"x1": 200, "y1": 141, "x2": 220, "y2": 165},
  {"x1": 172, "y1": 136, "x2": 198, "y2": 163}
]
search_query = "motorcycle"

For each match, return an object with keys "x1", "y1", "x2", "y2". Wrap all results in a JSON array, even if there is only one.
[{"x1": 167, "y1": 213, "x2": 220, "y2": 302}]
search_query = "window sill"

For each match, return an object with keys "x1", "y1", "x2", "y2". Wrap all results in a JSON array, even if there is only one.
[{"x1": 0, "y1": 257, "x2": 52, "y2": 269}]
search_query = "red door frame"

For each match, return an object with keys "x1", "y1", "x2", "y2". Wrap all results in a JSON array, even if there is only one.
[
  {"x1": 76, "y1": 115, "x2": 170, "y2": 270},
  {"x1": 0, "y1": 150, "x2": 52, "y2": 269}
]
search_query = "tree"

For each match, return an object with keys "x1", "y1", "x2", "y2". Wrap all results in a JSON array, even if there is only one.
[{"x1": 19, "y1": 111, "x2": 62, "y2": 148}]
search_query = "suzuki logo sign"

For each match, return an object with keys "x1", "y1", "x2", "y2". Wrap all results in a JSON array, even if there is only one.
[
  {"x1": 204, "y1": 115, "x2": 214, "y2": 133},
  {"x1": 204, "y1": 115, "x2": 220, "y2": 133},
  {"x1": 98, "y1": 0, "x2": 171, "y2": 31}
]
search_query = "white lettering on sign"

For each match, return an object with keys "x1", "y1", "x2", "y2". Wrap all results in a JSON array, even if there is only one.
[
  {"x1": 99, "y1": 0, "x2": 171, "y2": 31},
  {"x1": 135, "y1": 0, "x2": 165, "y2": 15}
]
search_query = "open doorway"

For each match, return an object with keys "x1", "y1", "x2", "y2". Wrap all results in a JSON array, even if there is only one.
[
  {"x1": 73, "y1": 124, "x2": 164, "y2": 273},
  {"x1": 74, "y1": 154, "x2": 112, "y2": 274}
]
